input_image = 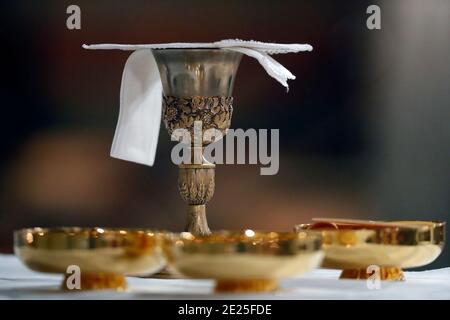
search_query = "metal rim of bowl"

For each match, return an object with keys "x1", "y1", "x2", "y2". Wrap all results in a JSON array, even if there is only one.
[{"x1": 294, "y1": 221, "x2": 445, "y2": 247}]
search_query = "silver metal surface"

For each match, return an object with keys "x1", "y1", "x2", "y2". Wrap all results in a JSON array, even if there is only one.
[{"x1": 153, "y1": 49, "x2": 242, "y2": 97}]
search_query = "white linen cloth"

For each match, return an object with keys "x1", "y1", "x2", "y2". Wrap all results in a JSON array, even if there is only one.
[
  {"x1": 82, "y1": 40, "x2": 312, "y2": 166},
  {"x1": 1, "y1": 254, "x2": 449, "y2": 300}
]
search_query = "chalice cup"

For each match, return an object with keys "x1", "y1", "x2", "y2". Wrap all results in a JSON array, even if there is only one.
[{"x1": 153, "y1": 49, "x2": 242, "y2": 236}]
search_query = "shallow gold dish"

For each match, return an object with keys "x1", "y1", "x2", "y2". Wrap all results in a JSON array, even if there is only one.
[
  {"x1": 164, "y1": 230, "x2": 324, "y2": 292},
  {"x1": 295, "y1": 220, "x2": 445, "y2": 281},
  {"x1": 14, "y1": 227, "x2": 166, "y2": 290}
]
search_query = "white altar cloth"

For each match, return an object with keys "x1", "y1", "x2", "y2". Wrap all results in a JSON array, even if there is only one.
[{"x1": 1, "y1": 255, "x2": 449, "y2": 300}]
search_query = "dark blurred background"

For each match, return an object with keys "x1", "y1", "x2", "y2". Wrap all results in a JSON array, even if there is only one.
[{"x1": 0, "y1": 0, "x2": 449, "y2": 268}]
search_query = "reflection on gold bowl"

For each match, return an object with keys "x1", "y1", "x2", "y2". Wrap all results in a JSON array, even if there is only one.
[
  {"x1": 164, "y1": 230, "x2": 324, "y2": 293},
  {"x1": 14, "y1": 227, "x2": 167, "y2": 290},
  {"x1": 294, "y1": 220, "x2": 445, "y2": 281}
]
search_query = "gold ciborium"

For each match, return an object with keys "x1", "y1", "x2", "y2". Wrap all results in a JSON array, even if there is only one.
[
  {"x1": 14, "y1": 227, "x2": 167, "y2": 290},
  {"x1": 295, "y1": 220, "x2": 445, "y2": 281},
  {"x1": 163, "y1": 230, "x2": 324, "y2": 293},
  {"x1": 152, "y1": 49, "x2": 242, "y2": 236}
]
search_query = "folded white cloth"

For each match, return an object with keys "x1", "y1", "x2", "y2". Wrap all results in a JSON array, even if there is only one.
[{"x1": 83, "y1": 39, "x2": 312, "y2": 166}]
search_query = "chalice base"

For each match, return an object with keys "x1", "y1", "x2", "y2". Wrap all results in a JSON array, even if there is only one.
[
  {"x1": 62, "y1": 272, "x2": 127, "y2": 291},
  {"x1": 215, "y1": 279, "x2": 278, "y2": 293},
  {"x1": 340, "y1": 267, "x2": 405, "y2": 281}
]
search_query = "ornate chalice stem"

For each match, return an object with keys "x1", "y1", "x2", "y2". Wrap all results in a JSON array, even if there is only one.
[
  {"x1": 178, "y1": 160, "x2": 215, "y2": 235},
  {"x1": 163, "y1": 95, "x2": 233, "y2": 236}
]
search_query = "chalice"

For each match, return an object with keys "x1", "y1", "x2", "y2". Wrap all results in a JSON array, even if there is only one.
[{"x1": 153, "y1": 49, "x2": 242, "y2": 236}]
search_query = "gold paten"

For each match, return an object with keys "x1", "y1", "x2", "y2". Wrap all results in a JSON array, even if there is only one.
[
  {"x1": 295, "y1": 221, "x2": 445, "y2": 281},
  {"x1": 14, "y1": 227, "x2": 167, "y2": 290},
  {"x1": 164, "y1": 230, "x2": 324, "y2": 293}
]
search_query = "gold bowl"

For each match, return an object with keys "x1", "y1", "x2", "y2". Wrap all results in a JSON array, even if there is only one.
[
  {"x1": 295, "y1": 220, "x2": 445, "y2": 281},
  {"x1": 164, "y1": 230, "x2": 324, "y2": 292},
  {"x1": 14, "y1": 227, "x2": 167, "y2": 290}
]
